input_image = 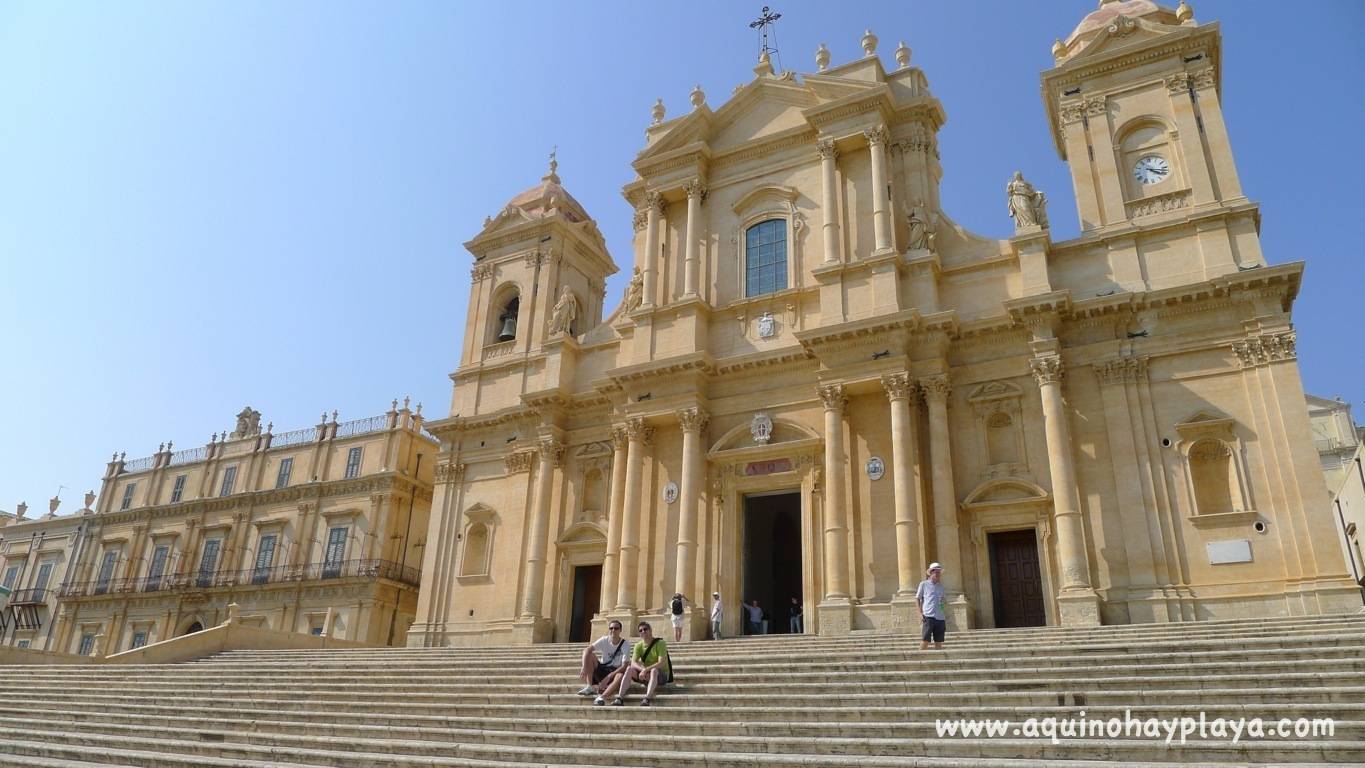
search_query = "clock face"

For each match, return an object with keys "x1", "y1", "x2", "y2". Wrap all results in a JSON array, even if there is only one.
[{"x1": 1133, "y1": 154, "x2": 1171, "y2": 185}]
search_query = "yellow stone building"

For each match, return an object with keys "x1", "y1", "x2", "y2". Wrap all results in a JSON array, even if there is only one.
[{"x1": 32, "y1": 402, "x2": 436, "y2": 654}]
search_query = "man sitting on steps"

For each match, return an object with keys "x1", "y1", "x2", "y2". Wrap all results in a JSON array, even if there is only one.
[
  {"x1": 576, "y1": 619, "x2": 629, "y2": 697},
  {"x1": 595, "y1": 621, "x2": 671, "y2": 707}
]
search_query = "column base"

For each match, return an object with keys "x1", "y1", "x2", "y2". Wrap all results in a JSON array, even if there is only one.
[
  {"x1": 946, "y1": 595, "x2": 973, "y2": 633},
  {"x1": 816, "y1": 598, "x2": 853, "y2": 636},
  {"x1": 1057, "y1": 589, "x2": 1102, "y2": 627},
  {"x1": 509, "y1": 616, "x2": 554, "y2": 645},
  {"x1": 404, "y1": 622, "x2": 447, "y2": 647}
]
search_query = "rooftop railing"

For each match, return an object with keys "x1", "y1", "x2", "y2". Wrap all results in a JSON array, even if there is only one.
[
  {"x1": 334, "y1": 415, "x2": 389, "y2": 439},
  {"x1": 57, "y1": 557, "x2": 419, "y2": 599},
  {"x1": 270, "y1": 426, "x2": 317, "y2": 448}
]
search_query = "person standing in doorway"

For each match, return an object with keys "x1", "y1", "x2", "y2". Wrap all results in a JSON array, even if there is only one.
[
  {"x1": 788, "y1": 596, "x2": 803, "y2": 634},
  {"x1": 710, "y1": 591, "x2": 724, "y2": 640},
  {"x1": 745, "y1": 599, "x2": 764, "y2": 635},
  {"x1": 668, "y1": 592, "x2": 690, "y2": 642},
  {"x1": 916, "y1": 563, "x2": 947, "y2": 650}
]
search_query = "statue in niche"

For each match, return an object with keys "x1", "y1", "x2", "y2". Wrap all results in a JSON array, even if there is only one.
[
  {"x1": 1007, "y1": 171, "x2": 1049, "y2": 231},
  {"x1": 231, "y1": 407, "x2": 262, "y2": 439},
  {"x1": 904, "y1": 198, "x2": 936, "y2": 251},
  {"x1": 622, "y1": 266, "x2": 644, "y2": 313},
  {"x1": 548, "y1": 286, "x2": 578, "y2": 335}
]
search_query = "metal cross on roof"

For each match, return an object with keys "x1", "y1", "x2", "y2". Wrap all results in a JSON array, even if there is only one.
[{"x1": 749, "y1": 6, "x2": 782, "y2": 64}]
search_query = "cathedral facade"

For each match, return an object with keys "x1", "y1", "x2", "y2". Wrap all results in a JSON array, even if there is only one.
[{"x1": 408, "y1": 1, "x2": 1360, "y2": 646}]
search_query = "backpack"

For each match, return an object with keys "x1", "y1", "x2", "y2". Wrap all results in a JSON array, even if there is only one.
[{"x1": 671, "y1": 596, "x2": 684, "y2": 615}]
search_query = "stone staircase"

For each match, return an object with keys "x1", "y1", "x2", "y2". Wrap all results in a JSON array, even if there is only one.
[{"x1": 1, "y1": 613, "x2": 1363, "y2": 767}]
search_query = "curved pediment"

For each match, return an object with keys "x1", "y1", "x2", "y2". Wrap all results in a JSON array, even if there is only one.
[
  {"x1": 710, "y1": 415, "x2": 819, "y2": 454},
  {"x1": 731, "y1": 184, "x2": 799, "y2": 216},
  {"x1": 557, "y1": 520, "x2": 606, "y2": 545},
  {"x1": 962, "y1": 478, "x2": 1050, "y2": 508}
]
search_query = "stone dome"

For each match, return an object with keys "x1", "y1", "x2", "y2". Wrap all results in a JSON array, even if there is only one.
[
  {"x1": 1066, "y1": 0, "x2": 1169, "y2": 44},
  {"x1": 503, "y1": 163, "x2": 591, "y2": 224}
]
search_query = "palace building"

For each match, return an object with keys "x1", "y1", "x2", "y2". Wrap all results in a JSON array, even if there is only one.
[{"x1": 399, "y1": 0, "x2": 1361, "y2": 645}]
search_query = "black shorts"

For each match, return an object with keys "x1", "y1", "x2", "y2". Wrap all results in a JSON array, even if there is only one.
[
  {"x1": 921, "y1": 617, "x2": 946, "y2": 643},
  {"x1": 591, "y1": 662, "x2": 621, "y2": 685}
]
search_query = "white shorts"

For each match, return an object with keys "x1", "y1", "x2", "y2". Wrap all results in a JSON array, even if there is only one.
[{"x1": 670, "y1": 613, "x2": 685, "y2": 629}]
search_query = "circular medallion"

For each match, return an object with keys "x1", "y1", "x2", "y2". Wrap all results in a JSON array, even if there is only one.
[
  {"x1": 866, "y1": 456, "x2": 885, "y2": 481},
  {"x1": 663, "y1": 482, "x2": 679, "y2": 504}
]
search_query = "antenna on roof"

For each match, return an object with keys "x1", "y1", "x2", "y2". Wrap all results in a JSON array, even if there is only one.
[{"x1": 749, "y1": 6, "x2": 783, "y2": 73}]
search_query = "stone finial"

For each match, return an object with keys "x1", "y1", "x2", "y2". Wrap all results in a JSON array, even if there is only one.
[
  {"x1": 651, "y1": 98, "x2": 665, "y2": 125},
  {"x1": 16, "y1": 501, "x2": 27, "y2": 519},
  {"x1": 815, "y1": 42, "x2": 830, "y2": 71},
  {"x1": 894, "y1": 41, "x2": 911, "y2": 69},
  {"x1": 1176, "y1": 0, "x2": 1194, "y2": 23},
  {"x1": 320, "y1": 411, "x2": 328, "y2": 425},
  {"x1": 331, "y1": 410, "x2": 339, "y2": 423},
  {"x1": 391, "y1": 398, "x2": 399, "y2": 412},
  {"x1": 158, "y1": 442, "x2": 165, "y2": 453},
  {"x1": 166, "y1": 440, "x2": 173, "y2": 451},
  {"x1": 111, "y1": 452, "x2": 118, "y2": 462},
  {"x1": 119, "y1": 452, "x2": 126, "y2": 461},
  {"x1": 210, "y1": 432, "x2": 218, "y2": 443},
  {"x1": 754, "y1": 49, "x2": 774, "y2": 77},
  {"x1": 84, "y1": 491, "x2": 95, "y2": 510},
  {"x1": 415, "y1": 402, "x2": 423, "y2": 416},
  {"x1": 403, "y1": 395, "x2": 411, "y2": 411},
  {"x1": 1052, "y1": 38, "x2": 1065, "y2": 59},
  {"x1": 861, "y1": 29, "x2": 878, "y2": 56},
  {"x1": 689, "y1": 84, "x2": 705, "y2": 109},
  {"x1": 546, "y1": 146, "x2": 558, "y2": 178}
]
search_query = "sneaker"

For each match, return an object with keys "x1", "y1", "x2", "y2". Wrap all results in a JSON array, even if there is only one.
[
  {"x1": 577, "y1": 685, "x2": 596, "y2": 697},
  {"x1": 593, "y1": 696, "x2": 606, "y2": 706},
  {"x1": 611, "y1": 697, "x2": 625, "y2": 706},
  {"x1": 640, "y1": 697, "x2": 651, "y2": 707}
]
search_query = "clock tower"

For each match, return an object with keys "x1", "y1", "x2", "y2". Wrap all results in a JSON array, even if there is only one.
[{"x1": 1044, "y1": 0, "x2": 1258, "y2": 273}]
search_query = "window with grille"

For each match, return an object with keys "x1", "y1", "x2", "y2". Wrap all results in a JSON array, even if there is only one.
[
  {"x1": 120, "y1": 483, "x2": 136, "y2": 510},
  {"x1": 253, "y1": 534, "x2": 278, "y2": 584},
  {"x1": 219, "y1": 466, "x2": 238, "y2": 497},
  {"x1": 146, "y1": 546, "x2": 169, "y2": 591},
  {"x1": 170, "y1": 475, "x2": 187, "y2": 503},
  {"x1": 344, "y1": 447, "x2": 363, "y2": 479},
  {"x1": 95, "y1": 551, "x2": 118, "y2": 594},
  {"x1": 275, "y1": 458, "x2": 293, "y2": 489},
  {"x1": 323, "y1": 526, "x2": 348, "y2": 577},
  {"x1": 745, "y1": 219, "x2": 787, "y2": 297},
  {"x1": 130, "y1": 631, "x2": 147, "y2": 649},
  {"x1": 78, "y1": 634, "x2": 95, "y2": 656},
  {"x1": 197, "y1": 539, "x2": 221, "y2": 588}
]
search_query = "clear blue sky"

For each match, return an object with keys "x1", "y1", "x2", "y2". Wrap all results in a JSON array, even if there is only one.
[{"x1": 2, "y1": 1, "x2": 1362, "y2": 510}]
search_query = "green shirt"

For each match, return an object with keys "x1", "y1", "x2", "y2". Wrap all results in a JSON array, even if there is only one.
[{"x1": 631, "y1": 638, "x2": 670, "y2": 673}]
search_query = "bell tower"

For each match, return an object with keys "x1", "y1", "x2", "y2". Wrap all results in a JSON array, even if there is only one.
[{"x1": 1043, "y1": 1, "x2": 1249, "y2": 237}]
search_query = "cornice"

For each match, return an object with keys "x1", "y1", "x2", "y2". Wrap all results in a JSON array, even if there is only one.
[{"x1": 605, "y1": 352, "x2": 718, "y2": 386}]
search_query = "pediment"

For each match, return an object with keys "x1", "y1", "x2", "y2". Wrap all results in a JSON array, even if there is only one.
[
  {"x1": 637, "y1": 108, "x2": 714, "y2": 161},
  {"x1": 557, "y1": 520, "x2": 606, "y2": 545},
  {"x1": 708, "y1": 83, "x2": 817, "y2": 153},
  {"x1": 1067, "y1": 16, "x2": 1186, "y2": 63},
  {"x1": 962, "y1": 478, "x2": 1050, "y2": 508},
  {"x1": 463, "y1": 502, "x2": 497, "y2": 524},
  {"x1": 967, "y1": 380, "x2": 1023, "y2": 404},
  {"x1": 710, "y1": 416, "x2": 819, "y2": 454}
]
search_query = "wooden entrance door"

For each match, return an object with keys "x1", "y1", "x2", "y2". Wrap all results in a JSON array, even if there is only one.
[
  {"x1": 568, "y1": 565, "x2": 602, "y2": 643},
  {"x1": 988, "y1": 529, "x2": 1046, "y2": 628}
]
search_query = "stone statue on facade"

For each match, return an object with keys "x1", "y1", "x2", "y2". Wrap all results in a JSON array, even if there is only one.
[
  {"x1": 904, "y1": 198, "x2": 935, "y2": 251},
  {"x1": 548, "y1": 286, "x2": 578, "y2": 335},
  {"x1": 1007, "y1": 171, "x2": 1049, "y2": 231},
  {"x1": 622, "y1": 266, "x2": 644, "y2": 313},
  {"x1": 231, "y1": 407, "x2": 262, "y2": 439}
]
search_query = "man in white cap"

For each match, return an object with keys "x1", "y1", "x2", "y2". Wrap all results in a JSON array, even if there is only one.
[{"x1": 916, "y1": 563, "x2": 947, "y2": 650}]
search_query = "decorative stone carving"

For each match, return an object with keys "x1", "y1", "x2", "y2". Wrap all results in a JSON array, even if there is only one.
[
  {"x1": 1233, "y1": 331, "x2": 1297, "y2": 367},
  {"x1": 470, "y1": 262, "x2": 494, "y2": 282},
  {"x1": 434, "y1": 461, "x2": 466, "y2": 483},
  {"x1": 611, "y1": 425, "x2": 629, "y2": 451},
  {"x1": 1007, "y1": 171, "x2": 1049, "y2": 231},
  {"x1": 504, "y1": 451, "x2": 534, "y2": 475},
  {"x1": 757, "y1": 312, "x2": 776, "y2": 339},
  {"x1": 538, "y1": 438, "x2": 565, "y2": 468},
  {"x1": 817, "y1": 383, "x2": 847, "y2": 411},
  {"x1": 548, "y1": 286, "x2": 578, "y2": 336},
  {"x1": 863, "y1": 125, "x2": 888, "y2": 147},
  {"x1": 624, "y1": 417, "x2": 654, "y2": 446},
  {"x1": 677, "y1": 408, "x2": 709, "y2": 434},
  {"x1": 1084, "y1": 97, "x2": 1107, "y2": 117},
  {"x1": 1165, "y1": 72, "x2": 1192, "y2": 94},
  {"x1": 916, "y1": 374, "x2": 949, "y2": 403},
  {"x1": 1093, "y1": 356, "x2": 1148, "y2": 385},
  {"x1": 1059, "y1": 101, "x2": 1085, "y2": 125},
  {"x1": 1107, "y1": 15, "x2": 1138, "y2": 36},
  {"x1": 651, "y1": 98, "x2": 665, "y2": 125},
  {"x1": 231, "y1": 407, "x2": 262, "y2": 439},
  {"x1": 632, "y1": 208, "x2": 648, "y2": 232},
  {"x1": 1127, "y1": 190, "x2": 1191, "y2": 218},
  {"x1": 860, "y1": 29, "x2": 878, "y2": 56},
  {"x1": 815, "y1": 42, "x2": 830, "y2": 72},
  {"x1": 622, "y1": 267, "x2": 644, "y2": 314},
  {"x1": 894, "y1": 40, "x2": 911, "y2": 69},
  {"x1": 1191, "y1": 68, "x2": 1216, "y2": 91},
  {"x1": 1029, "y1": 356, "x2": 1065, "y2": 386},
  {"x1": 645, "y1": 190, "x2": 665, "y2": 215},
  {"x1": 904, "y1": 198, "x2": 935, "y2": 251},
  {"x1": 815, "y1": 137, "x2": 838, "y2": 161},
  {"x1": 881, "y1": 373, "x2": 915, "y2": 402},
  {"x1": 750, "y1": 412, "x2": 773, "y2": 444},
  {"x1": 683, "y1": 179, "x2": 707, "y2": 201}
]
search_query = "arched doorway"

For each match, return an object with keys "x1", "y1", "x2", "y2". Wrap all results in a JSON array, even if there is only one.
[{"x1": 182, "y1": 621, "x2": 204, "y2": 636}]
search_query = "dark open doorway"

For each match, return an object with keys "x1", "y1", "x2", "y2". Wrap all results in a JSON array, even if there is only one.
[
  {"x1": 742, "y1": 491, "x2": 803, "y2": 634},
  {"x1": 568, "y1": 564, "x2": 602, "y2": 643},
  {"x1": 988, "y1": 529, "x2": 1046, "y2": 628}
]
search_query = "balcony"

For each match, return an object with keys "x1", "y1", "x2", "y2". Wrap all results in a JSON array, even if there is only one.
[
  {"x1": 7, "y1": 588, "x2": 49, "y2": 606},
  {"x1": 57, "y1": 558, "x2": 420, "y2": 599}
]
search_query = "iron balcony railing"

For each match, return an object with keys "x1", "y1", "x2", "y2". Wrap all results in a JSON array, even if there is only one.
[
  {"x1": 57, "y1": 558, "x2": 419, "y2": 598},
  {"x1": 6, "y1": 588, "x2": 49, "y2": 606}
]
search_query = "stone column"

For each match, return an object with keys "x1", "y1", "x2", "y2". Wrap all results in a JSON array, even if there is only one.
[
  {"x1": 818, "y1": 384, "x2": 851, "y2": 600},
  {"x1": 922, "y1": 374, "x2": 971, "y2": 629},
  {"x1": 641, "y1": 192, "x2": 662, "y2": 309},
  {"x1": 1030, "y1": 354, "x2": 1100, "y2": 625},
  {"x1": 682, "y1": 181, "x2": 704, "y2": 299},
  {"x1": 882, "y1": 374, "x2": 919, "y2": 598},
  {"x1": 865, "y1": 125, "x2": 892, "y2": 254},
  {"x1": 600, "y1": 426, "x2": 629, "y2": 614},
  {"x1": 817, "y1": 138, "x2": 841, "y2": 264},
  {"x1": 674, "y1": 408, "x2": 708, "y2": 605},
  {"x1": 615, "y1": 418, "x2": 653, "y2": 611},
  {"x1": 519, "y1": 438, "x2": 563, "y2": 619}
]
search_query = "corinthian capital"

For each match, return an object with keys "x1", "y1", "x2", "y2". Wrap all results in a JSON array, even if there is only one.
[
  {"x1": 625, "y1": 417, "x2": 655, "y2": 445},
  {"x1": 611, "y1": 424, "x2": 629, "y2": 451},
  {"x1": 632, "y1": 208, "x2": 648, "y2": 232},
  {"x1": 683, "y1": 179, "x2": 707, "y2": 201},
  {"x1": 863, "y1": 125, "x2": 889, "y2": 147},
  {"x1": 881, "y1": 373, "x2": 916, "y2": 402},
  {"x1": 1029, "y1": 355, "x2": 1065, "y2": 386},
  {"x1": 817, "y1": 383, "x2": 847, "y2": 412},
  {"x1": 919, "y1": 374, "x2": 951, "y2": 403},
  {"x1": 538, "y1": 438, "x2": 565, "y2": 468},
  {"x1": 816, "y1": 137, "x2": 838, "y2": 161},
  {"x1": 645, "y1": 190, "x2": 665, "y2": 215},
  {"x1": 676, "y1": 407, "x2": 710, "y2": 434}
]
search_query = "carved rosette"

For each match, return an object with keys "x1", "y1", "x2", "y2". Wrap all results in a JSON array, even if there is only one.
[
  {"x1": 1092, "y1": 356, "x2": 1148, "y2": 386},
  {"x1": 919, "y1": 374, "x2": 952, "y2": 403},
  {"x1": 881, "y1": 373, "x2": 916, "y2": 402},
  {"x1": 504, "y1": 451, "x2": 534, "y2": 474},
  {"x1": 624, "y1": 417, "x2": 655, "y2": 446},
  {"x1": 677, "y1": 407, "x2": 710, "y2": 434},
  {"x1": 863, "y1": 125, "x2": 889, "y2": 147},
  {"x1": 815, "y1": 137, "x2": 838, "y2": 161},
  {"x1": 1029, "y1": 356, "x2": 1065, "y2": 386},
  {"x1": 817, "y1": 383, "x2": 847, "y2": 412},
  {"x1": 1233, "y1": 331, "x2": 1297, "y2": 368},
  {"x1": 538, "y1": 438, "x2": 565, "y2": 468},
  {"x1": 434, "y1": 461, "x2": 467, "y2": 483}
]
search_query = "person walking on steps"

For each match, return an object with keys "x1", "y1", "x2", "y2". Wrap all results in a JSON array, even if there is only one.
[
  {"x1": 788, "y1": 596, "x2": 803, "y2": 634},
  {"x1": 917, "y1": 562, "x2": 947, "y2": 650},
  {"x1": 668, "y1": 592, "x2": 690, "y2": 642},
  {"x1": 710, "y1": 591, "x2": 724, "y2": 640}
]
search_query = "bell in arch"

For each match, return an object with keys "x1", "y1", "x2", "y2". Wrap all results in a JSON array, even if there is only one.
[{"x1": 497, "y1": 297, "x2": 519, "y2": 342}]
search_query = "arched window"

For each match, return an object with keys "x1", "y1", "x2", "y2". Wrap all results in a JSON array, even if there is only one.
[
  {"x1": 1189, "y1": 439, "x2": 1235, "y2": 516},
  {"x1": 494, "y1": 295, "x2": 519, "y2": 342},
  {"x1": 460, "y1": 523, "x2": 490, "y2": 577},
  {"x1": 745, "y1": 219, "x2": 787, "y2": 297}
]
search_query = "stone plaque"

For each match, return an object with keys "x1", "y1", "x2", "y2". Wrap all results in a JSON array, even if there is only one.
[
  {"x1": 866, "y1": 456, "x2": 885, "y2": 480},
  {"x1": 662, "y1": 482, "x2": 679, "y2": 504},
  {"x1": 744, "y1": 458, "x2": 792, "y2": 476},
  {"x1": 1206, "y1": 539, "x2": 1252, "y2": 565}
]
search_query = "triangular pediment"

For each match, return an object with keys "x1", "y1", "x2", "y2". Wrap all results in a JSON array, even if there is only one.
[{"x1": 1067, "y1": 16, "x2": 1186, "y2": 63}]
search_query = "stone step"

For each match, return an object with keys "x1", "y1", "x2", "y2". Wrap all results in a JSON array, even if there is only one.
[{"x1": 5, "y1": 715, "x2": 1362, "y2": 766}]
